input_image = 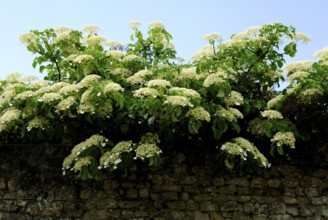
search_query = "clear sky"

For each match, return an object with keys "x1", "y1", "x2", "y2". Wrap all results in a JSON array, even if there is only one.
[{"x1": 1, "y1": 0, "x2": 328, "y2": 80}]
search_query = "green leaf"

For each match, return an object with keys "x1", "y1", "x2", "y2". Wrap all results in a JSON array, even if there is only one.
[
  {"x1": 148, "y1": 116, "x2": 155, "y2": 125},
  {"x1": 217, "y1": 89, "x2": 225, "y2": 98},
  {"x1": 284, "y1": 42, "x2": 297, "y2": 57},
  {"x1": 120, "y1": 124, "x2": 129, "y2": 134},
  {"x1": 224, "y1": 158, "x2": 234, "y2": 170},
  {"x1": 188, "y1": 121, "x2": 199, "y2": 134}
]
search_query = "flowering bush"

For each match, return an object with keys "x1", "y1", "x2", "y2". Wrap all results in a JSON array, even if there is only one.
[{"x1": 0, "y1": 21, "x2": 326, "y2": 179}]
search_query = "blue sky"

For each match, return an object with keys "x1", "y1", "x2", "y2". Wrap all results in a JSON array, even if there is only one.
[{"x1": 1, "y1": 0, "x2": 328, "y2": 80}]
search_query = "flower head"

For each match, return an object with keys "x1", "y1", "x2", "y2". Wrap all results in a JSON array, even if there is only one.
[
  {"x1": 105, "y1": 50, "x2": 125, "y2": 59},
  {"x1": 105, "y1": 40, "x2": 123, "y2": 49},
  {"x1": 261, "y1": 110, "x2": 283, "y2": 119},
  {"x1": 146, "y1": 79, "x2": 172, "y2": 88},
  {"x1": 203, "y1": 32, "x2": 222, "y2": 44},
  {"x1": 82, "y1": 25, "x2": 100, "y2": 33},
  {"x1": 271, "y1": 132, "x2": 296, "y2": 149},
  {"x1": 267, "y1": 95, "x2": 284, "y2": 109},
  {"x1": 0, "y1": 108, "x2": 22, "y2": 131},
  {"x1": 78, "y1": 74, "x2": 101, "y2": 87},
  {"x1": 27, "y1": 116, "x2": 49, "y2": 131},
  {"x1": 135, "y1": 143, "x2": 161, "y2": 160},
  {"x1": 186, "y1": 107, "x2": 211, "y2": 122},
  {"x1": 40, "y1": 93, "x2": 62, "y2": 104},
  {"x1": 164, "y1": 95, "x2": 192, "y2": 107},
  {"x1": 168, "y1": 87, "x2": 201, "y2": 99},
  {"x1": 104, "y1": 82, "x2": 124, "y2": 93},
  {"x1": 56, "y1": 96, "x2": 77, "y2": 111},
  {"x1": 73, "y1": 54, "x2": 94, "y2": 64},
  {"x1": 73, "y1": 156, "x2": 93, "y2": 171},
  {"x1": 19, "y1": 32, "x2": 37, "y2": 44},
  {"x1": 148, "y1": 21, "x2": 165, "y2": 29},
  {"x1": 128, "y1": 20, "x2": 142, "y2": 29},
  {"x1": 224, "y1": 91, "x2": 244, "y2": 106},
  {"x1": 84, "y1": 35, "x2": 106, "y2": 46},
  {"x1": 203, "y1": 73, "x2": 227, "y2": 87},
  {"x1": 133, "y1": 88, "x2": 160, "y2": 98}
]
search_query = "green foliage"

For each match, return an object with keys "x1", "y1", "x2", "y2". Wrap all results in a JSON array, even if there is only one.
[{"x1": 1, "y1": 21, "x2": 326, "y2": 179}]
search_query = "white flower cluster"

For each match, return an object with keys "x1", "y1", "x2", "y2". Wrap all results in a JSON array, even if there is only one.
[
  {"x1": 261, "y1": 110, "x2": 283, "y2": 119},
  {"x1": 203, "y1": 73, "x2": 227, "y2": 87},
  {"x1": 168, "y1": 87, "x2": 201, "y2": 99},
  {"x1": 99, "y1": 141, "x2": 133, "y2": 169},
  {"x1": 186, "y1": 107, "x2": 211, "y2": 122},
  {"x1": 82, "y1": 25, "x2": 100, "y2": 33},
  {"x1": 27, "y1": 116, "x2": 49, "y2": 131},
  {"x1": 176, "y1": 67, "x2": 198, "y2": 81},
  {"x1": 69, "y1": 134, "x2": 107, "y2": 160},
  {"x1": 135, "y1": 143, "x2": 162, "y2": 160},
  {"x1": 221, "y1": 137, "x2": 270, "y2": 168},
  {"x1": 267, "y1": 95, "x2": 284, "y2": 109},
  {"x1": 203, "y1": 32, "x2": 222, "y2": 44},
  {"x1": 293, "y1": 32, "x2": 310, "y2": 44},
  {"x1": 164, "y1": 95, "x2": 192, "y2": 107},
  {"x1": 78, "y1": 74, "x2": 101, "y2": 87},
  {"x1": 16, "y1": 91, "x2": 35, "y2": 100},
  {"x1": 27, "y1": 80, "x2": 49, "y2": 89},
  {"x1": 84, "y1": 35, "x2": 106, "y2": 46},
  {"x1": 73, "y1": 55, "x2": 94, "y2": 64},
  {"x1": 224, "y1": 91, "x2": 244, "y2": 106},
  {"x1": 271, "y1": 132, "x2": 296, "y2": 149},
  {"x1": 127, "y1": 70, "x2": 153, "y2": 85},
  {"x1": 103, "y1": 82, "x2": 124, "y2": 93},
  {"x1": 314, "y1": 46, "x2": 328, "y2": 60},
  {"x1": 105, "y1": 50, "x2": 125, "y2": 59},
  {"x1": 191, "y1": 45, "x2": 215, "y2": 61},
  {"x1": 73, "y1": 156, "x2": 93, "y2": 172},
  {"x1": 148, "y1": 21, "x2": 165, "y2": 29},
  {"x1": 50, "y1": 82, "x2": 70, "y2": 92},
  {"x1": 299, "y1": 88, "x2": 324, "y2": 104},
  {"x1": 59, "y1": 84, "x2": 82, "y2": 95},
  {"x1": 228, "y1": 107, "x2": 244, "y2": 119},
  {"x1": 0, "y1": 108, "x2": 22, "y2": 132},
  {"x1": 19, "y1": 32, "x2": 37, "y2": 45},
  {"x1": 128, "y1": 20, "x2": 142, "y2": 29},
  {"x1": 55, "y1": 32, "x2": 72, "y2": 43},
  {"x1": 40, "y1": 93, "x2": 62, "y2": 104},
  {"x1": 146, "y1": 79, "x2": 172, "y2": 88},
  {"x1": 288, "y1": 71, "x2": 309, "y2": 83},
  {"x1": 284, "y1": 60, "x2": 313, "y2": 75},
  {"x1": 56, "y1": 96, "x2": 77, "y2": 112},
  {"x1": 123, "y1": 54, "x2": 141, "y2": 62},
  {"x1": 216, "y1": 106, "x2": 236, "y2": 122},
  {"x1": 133, "y1": 88, "x2": 160, "y2": 98}
]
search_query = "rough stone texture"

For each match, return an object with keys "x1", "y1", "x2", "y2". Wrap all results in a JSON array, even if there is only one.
[{"x1": 1, "y1": 144, "x2": 328, "y2": 219}]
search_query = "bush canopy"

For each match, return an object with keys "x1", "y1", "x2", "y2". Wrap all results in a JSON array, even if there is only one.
[{"x1": 0, "y1": 21, "x2": 327, "y2": 179}]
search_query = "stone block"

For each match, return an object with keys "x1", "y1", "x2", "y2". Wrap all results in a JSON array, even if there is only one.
[
  {"x1": 194, "y1": 212, "x2": 210, "y2": 220},
  {"x1": 271, "y1": 202, "x2": 286, "y2": 214},
  {"x1": 166, "y1": 201, "x2": 185, "y2": 210},
  {"x1": 0, "y1": 178, "x2": 6, "y2": 190},
  {"x1": 311, "y1": 196, "x2": 327, "y2": 205},
  {"x1": 139, "y1": 188, "x2": 149, "y2": 199},
  {"x1": 162, "y1": 184, "x2": 181, "y2": 192},
  {"x1": 251, "y1": 178, "x2": 266, "y2": 188},
  {"x1": 126, "y1": 188, "x2": 138, "y2": 199},
  {"x1": 200, "y1": 201, "x2": 216, "y2": 212},
  {"x1": 193, "y1": 194, "x2": 212, "y2": 202},
  {"x1": 283, "y1": 196, "x2": 298, "y2": 205},
  {"x1": 268, "y1": 179, "x2": 282, "y2": 188},
  {"x1": 186, "y1": 200, "x2": 199, "y2": 210},
  {"x1": 304, "y1": 188, "x2": 320, "y2": 197},
  {"x1": 284, "y1": 177, "x2": 300, "y2": 188},
  {"x1": 103, "y1": 180, "x2": 119, "y2": 189},
  {"x1": 162, "y1": 192, "x2": 178, "y2": 200},
  {"x1": 286, "y1": 207, "x2": 298, "y2": 216}
]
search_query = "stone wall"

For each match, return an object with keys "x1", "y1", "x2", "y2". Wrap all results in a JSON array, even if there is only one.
[{"x1": 0, "y1": 144, "x2": 328, "y2": 220}]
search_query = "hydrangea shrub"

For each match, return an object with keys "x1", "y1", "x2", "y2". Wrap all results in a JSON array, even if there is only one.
[{"x1": 0, "y1": 21, "x2": 326, "y2": 180}]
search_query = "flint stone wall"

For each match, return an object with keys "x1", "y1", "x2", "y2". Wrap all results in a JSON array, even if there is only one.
[{"x1": 0, "y1": 144, "x2": 328, "y2": 220}]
